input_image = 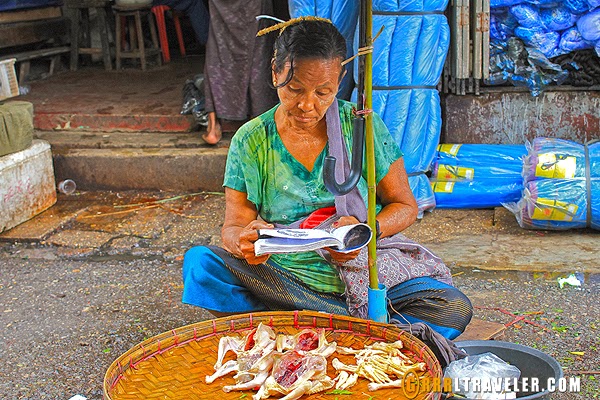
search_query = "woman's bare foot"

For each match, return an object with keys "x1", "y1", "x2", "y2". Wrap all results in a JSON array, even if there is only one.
[{"x1": 202, "y1": 112, "x2": 222, "y2": 145}]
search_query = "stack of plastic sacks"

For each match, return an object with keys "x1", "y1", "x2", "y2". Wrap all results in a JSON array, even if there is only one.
[
  {"x1": 430, "y1": 144, "x2": 527, "y2": 208},
  {"x1": 288, "y1": 0, "x2": 359, "y2": 100},
  {"x1": 491, "y1": 0, "x2": 600, "y2": 58},
  {"x1": 350, "y1": 0, "x2": 449, "y2": 217},
  {"x1": 488, "y1": 0, "x2": 600, "y2": 95},
  {"x1": 505, "y1": 138, "x2": 600, "y2": 230}
]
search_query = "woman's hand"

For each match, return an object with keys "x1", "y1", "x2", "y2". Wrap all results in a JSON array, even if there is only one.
[
  {"x1": 222, "y1": 188, "x2": 274, "y2": 264},
  {"x1": 238, "y1": 220, "x2": 274, "y2": 265},
  {"x1": 325, "y1": 216, "x2": 361, "y2": 263}
]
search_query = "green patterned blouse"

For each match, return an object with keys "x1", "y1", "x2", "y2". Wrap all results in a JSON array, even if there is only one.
[{"x1": 223, "y1": 99, "x2": 403, "y2": 294}]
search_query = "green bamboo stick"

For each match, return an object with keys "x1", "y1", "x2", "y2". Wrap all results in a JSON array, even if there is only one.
[{"x1": 364, "y1": 0, "x2": 378, "y2": 291}]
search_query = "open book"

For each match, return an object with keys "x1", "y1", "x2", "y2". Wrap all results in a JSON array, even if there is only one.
[{"x1": 254, "y1": 223, "x2": 372, "y2": 255}]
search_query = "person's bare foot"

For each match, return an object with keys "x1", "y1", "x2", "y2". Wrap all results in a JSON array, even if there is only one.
[{"x1": 202, "y1": 112, "x2": 222, "y2": 145}]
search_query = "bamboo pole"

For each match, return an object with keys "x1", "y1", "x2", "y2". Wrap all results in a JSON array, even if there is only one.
[{"x1": 363, "y1": 0, "x2": 378, "y2": 291}]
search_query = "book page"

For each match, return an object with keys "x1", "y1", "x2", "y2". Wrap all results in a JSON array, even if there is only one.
[{"x1": 331, "y1": 223, "x2": 372, "y2": 252}]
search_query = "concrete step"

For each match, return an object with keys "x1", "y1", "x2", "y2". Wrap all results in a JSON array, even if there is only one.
[
  {"x1": 35, "y1": 130, "x2": 231, "y2": 191},
  {"x1": 21, "y1": 61, "x2": 202, "y2": 133}
]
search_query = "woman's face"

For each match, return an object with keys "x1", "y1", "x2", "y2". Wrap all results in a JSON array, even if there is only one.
[{"x1": 273, "y1": 57, "x2": 343, "y2": 131}]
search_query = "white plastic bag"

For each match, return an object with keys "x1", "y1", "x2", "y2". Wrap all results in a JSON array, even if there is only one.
[{"x1": 444, "y1": 352, "x2": 521, "y2": 399}]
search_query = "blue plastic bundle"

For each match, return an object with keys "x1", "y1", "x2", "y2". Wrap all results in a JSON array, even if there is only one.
[
  {"x1": 508, "y1": 178, "x2": 600, "y2": 229},
  {"x1": 577, "y1": 8, "x2": 600, "y2": 55},
  {"x1": 588, "y1": 0, "x2": 600, "y2": 10},
  {"x1": 505, "y1": 138, "x2": 600, "y2": 230},
  {"x1": 510, "y1": 4, "x2": 546, "y2": 29},
  {"x1": 433, "y1": 180, "x2": 524, "y2": 209},
  {"x1": 540, "y1": 6, "x2": 579, "y2": 30},
  {"x1": 352, "y1": 0, "x2": 450, "y2": 216},
  {"x1": 577, "y1": 9, "x2": 600, "y2": 41},
  {"x1": 492, "y1": 0, "x2": 525, "y2": 8},
  {"x1": 487, "y1": 37, "x2": 568, "y2": 96},
  {"x1": 435, "y1": 143, "x2": 527, "y2": 170},
  {"x1": 430, "y1": 144, "x2": 526, "y2": 208},
  {"x1": 559, "y1": 27, "x2": 594, "y2": 53},
  {"x1": 289, "y1": 0, "x2": 359, "y2": 99},
  {"x1": 564, "y1": 0, "x2": 590, "y2": 14},
  {"x1": 522, "y1": 137, "x2": 600, "y2": 181},
  {"x1": 515, "y1": 26, "x2": 561, "y2": 56},
  {"x1": 491, "y1": 12, "x2": 519, "y2": 40}
]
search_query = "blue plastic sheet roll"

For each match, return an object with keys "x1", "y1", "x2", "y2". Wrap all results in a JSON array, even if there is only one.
[
  {"x1": 433, "y1": 179, "x2": 524, "y2": 209},
  {"x1": 506, "y1": 138, "x2": 599, "y2": 231},
  {"x1": 435, "y1": 144, "x2": 527, "y2": 171},
  {"x1": 510, "y1": 178, "x2": 600, "y2": 230},
  {"x1": 523, "y1": 138, "x2": 600, "y2": 182},
  {"x1": 430, "y1": 144, "x2": 526, "y2": 209}
]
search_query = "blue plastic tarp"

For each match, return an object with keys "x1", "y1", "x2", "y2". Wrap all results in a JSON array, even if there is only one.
[
  {"x1": 352, "y1": 0, "x2": 450, "y2": 216},
  {"x1": 289, "y1": 0, "x2": 359, "y2": 99}
]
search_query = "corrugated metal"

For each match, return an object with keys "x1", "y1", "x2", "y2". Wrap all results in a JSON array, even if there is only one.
[{"x1": 443, "y1": 91, "x2": 600, "y2": 143}]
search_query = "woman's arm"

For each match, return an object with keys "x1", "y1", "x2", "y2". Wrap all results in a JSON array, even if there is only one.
[
  {"x1": 375, "y1": 157, "x2": 418, "y2": 238},
  {"x1": 221, "y1": 187, "x2": 274, "y2": 264}
]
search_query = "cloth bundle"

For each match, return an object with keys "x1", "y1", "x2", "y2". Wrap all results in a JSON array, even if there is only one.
[
  {"x1": 505, "y1": 138, "x2": 600, "y2": 230},
  {"x1": 430, "y1": 144, "x2": 526, "y2": 208},
  {"x1": 0, "y1": 101, "x2": 34, "y2": 158}
]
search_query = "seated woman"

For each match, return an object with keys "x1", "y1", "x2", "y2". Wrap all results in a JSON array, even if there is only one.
[{"x1": 182, "y1": 18, "x2": 472, "y2": 340}]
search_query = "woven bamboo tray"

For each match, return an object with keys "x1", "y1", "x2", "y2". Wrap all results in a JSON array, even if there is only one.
[{"x1": 104, "y1": 311, "x2": 442, "y2": 400}]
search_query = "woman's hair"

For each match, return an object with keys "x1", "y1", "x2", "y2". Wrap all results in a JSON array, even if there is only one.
[{"x1": 271, "y1": 19, "x2": 347, "y2": 88}]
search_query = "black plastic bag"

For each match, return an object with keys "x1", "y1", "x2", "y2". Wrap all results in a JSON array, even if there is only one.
[{"x1": 181, "y1": 74, "x2": 209, "y2": 127}]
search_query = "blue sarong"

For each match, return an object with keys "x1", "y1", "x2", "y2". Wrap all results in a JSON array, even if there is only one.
[{"x1": 182, "y1": 246, "x2": 472, "y2": 340}]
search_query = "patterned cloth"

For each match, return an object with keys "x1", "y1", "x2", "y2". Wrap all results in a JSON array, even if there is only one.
[
  {"x1": 203, "y1": 0, "x2": 279, "y2": 120},
  {"x1": 223, "y1": 99, "x2": 403, "y2": 293}
]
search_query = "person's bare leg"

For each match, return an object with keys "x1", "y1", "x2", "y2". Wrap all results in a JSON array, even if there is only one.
[{"x1": 202, "y1": 111, "x2": 222, "y2": 145}]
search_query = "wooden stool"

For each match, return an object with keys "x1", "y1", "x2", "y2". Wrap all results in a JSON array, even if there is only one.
[
  {"x1": 67, "y1": 0, "x2": 113, "y2": 71},
  {"x1": 113, "y1": 4, "x2": 161, "y2": 71}
]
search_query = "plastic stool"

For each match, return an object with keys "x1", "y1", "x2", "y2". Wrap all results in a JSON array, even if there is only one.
[{"x1": 151, "y1": 5, "x2": 186, "y2": 63}]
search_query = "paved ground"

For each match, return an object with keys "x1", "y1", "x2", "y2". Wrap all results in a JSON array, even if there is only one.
[{"x1": 1, "y1": 191, "x2": 598, "y2": 399}]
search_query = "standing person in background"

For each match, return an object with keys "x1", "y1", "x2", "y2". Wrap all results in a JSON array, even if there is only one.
[
  {"x1": 152, "y1": 0, "x2": 210, "y2": 46},
  {"x1": 201, "y1": 0, "x2": 285, "y2": 144}
]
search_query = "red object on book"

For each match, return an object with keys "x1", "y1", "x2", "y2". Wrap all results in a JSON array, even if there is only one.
[{"x1": 299, "y1": 206, "x2": 336, "y2": 229}]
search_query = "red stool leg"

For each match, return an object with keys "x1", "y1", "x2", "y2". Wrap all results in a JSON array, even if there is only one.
[
  {"x1": 173, "y1": 13, "x2": 186, "y2": 57},
  {"x1": 151, "y1": 5, "x2": 170, "y2": 63}
]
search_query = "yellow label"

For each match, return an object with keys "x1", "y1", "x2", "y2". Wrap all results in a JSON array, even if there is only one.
[
  {"x1": 535, "y1": 153, "x2": 577, "y2": 179},
  {"x1": 438, "y1": 144, "x2": 462, "y2": 156},
  {"x1": 436, "y1": 164, "x2": 475, "y2": 181},
  {"x1": 431, "y1": 181, "x2": 455, "y2": 193},
  {"x1": 531, "y1": 197, "x2": 578, "y2": 221}
]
